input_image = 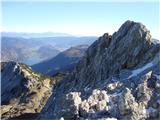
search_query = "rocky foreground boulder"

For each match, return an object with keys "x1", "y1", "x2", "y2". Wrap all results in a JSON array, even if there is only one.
[
  {"x1": 1, "y1": 62, "x2": 64, "y2": 119},
  {"x1": 37, "y1": 20, "x2": 160, "y2": 120}
]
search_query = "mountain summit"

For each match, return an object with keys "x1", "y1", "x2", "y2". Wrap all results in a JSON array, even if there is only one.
[{"x1": 37, "y1": 20, "x2": 160, "y2": 120}]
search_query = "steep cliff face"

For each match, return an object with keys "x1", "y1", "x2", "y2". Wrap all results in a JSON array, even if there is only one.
[
  {"x1": 1, "y1": 62, "x2": 64, "y2": 120},
  {"x1": 37, "y1": 20, "x2": 160, "y2": 120}
]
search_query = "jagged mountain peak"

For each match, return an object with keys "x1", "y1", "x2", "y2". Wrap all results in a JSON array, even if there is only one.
[
  {"x1": 112, "y1": 20, "x2": 151, "y2": 46},
  {"x1": 67, "y1": 20, "x2": 159, "y2": 91},
  {"x1": 37, "y1": 21, "x2": 160, "y2": 120}
]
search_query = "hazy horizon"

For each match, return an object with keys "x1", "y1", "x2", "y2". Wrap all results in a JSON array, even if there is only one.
[{"x1": 1, "y1": 1, "x2": 159, "y2": 39}]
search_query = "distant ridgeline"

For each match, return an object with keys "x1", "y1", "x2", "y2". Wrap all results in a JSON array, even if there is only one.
[
  {"x1": 1, "y1": 35, "x2": 97, "y2": 65},
  {"x1": 32, "y1": 45, "x2": 89, "y2": 76}
]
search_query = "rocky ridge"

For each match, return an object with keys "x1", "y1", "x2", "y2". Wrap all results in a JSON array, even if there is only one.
[
  {"x1": 37, "y1": 20, "x2": 160, "y2": 120},
  {"x1": 1, "y1": 62, "x2": 64, "y2": 119}
]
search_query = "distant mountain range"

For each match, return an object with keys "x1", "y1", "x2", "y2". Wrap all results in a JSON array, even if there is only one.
[
  {"x1": 27, "y1": 36, "x2": 97, "y2": 51},
  {"x1": 1, "y1": 37, "x2": 60, "y2": 65},
  {"x1": 1, "y1": 32, "x2": 72, "y2": 38},
  {"x1": 32, "y1": 45, "x2": 89, "y2": 76},
  {"x1": 1, "y1": 35, "x2": 97, "y2": 65}
]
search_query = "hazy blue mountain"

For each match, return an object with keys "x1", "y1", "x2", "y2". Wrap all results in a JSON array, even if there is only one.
[
  {"x1": 30, "y1": 36, "x2": 97, "y2": 51},
  {"x1": 1, "y1": 35, "x2": 97, "y2": 65},
  {"x1": 32, "y1": 45, "x2": 89, "y2": 76},
  {"x1": 1, "y1": 37, "x2": 60, "y2": 65},
  {"x1": 1, "y1": 32, "x2": 72, "y2": 38},
  {"x1": 37, "y1": 45, "x2": 60, "y2": 59}
]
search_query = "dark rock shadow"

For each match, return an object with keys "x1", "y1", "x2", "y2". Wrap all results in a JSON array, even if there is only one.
[{"x1": 8, "y1": 113, "x2": 39, "y2": 120}]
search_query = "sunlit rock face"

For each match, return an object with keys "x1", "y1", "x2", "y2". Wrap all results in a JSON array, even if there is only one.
[
  {"x1": 37, "y1": 20, "x2": 160, "y2": 120},
  {"x1": 1, "y1": 62, "x2": 64, "y2": 120}
]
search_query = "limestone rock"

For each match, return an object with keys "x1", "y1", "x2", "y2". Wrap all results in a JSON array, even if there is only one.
[
  {"x1": 37, "y1": 20, "x2": 160, "y2": 120},
  {"x1": 118, "y1": 88, "x2": 137, "y2": 115},
  {"x1": 60, "y1": 92, "x2": 81, "y2": 119},
  {"x1": 79, "y1": 89, "x2": 109, "y2": 118}
]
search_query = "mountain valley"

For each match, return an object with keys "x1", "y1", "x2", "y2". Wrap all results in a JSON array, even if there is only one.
[
  {"x1": 1, "y1": 36, "x2": 96, "y2": 65},
  {"x1": 32, "y1": 45, "x2": 89, "y2": 76}
]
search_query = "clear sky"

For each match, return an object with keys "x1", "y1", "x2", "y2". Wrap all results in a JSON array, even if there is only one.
[{"x1": 1, "y1": 1, "x2": 160, "y2": 39}]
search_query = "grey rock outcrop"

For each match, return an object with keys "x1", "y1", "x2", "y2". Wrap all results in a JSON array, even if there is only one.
[{"x1": 37, "y1": 20, "x2": 160, "y2": 120}]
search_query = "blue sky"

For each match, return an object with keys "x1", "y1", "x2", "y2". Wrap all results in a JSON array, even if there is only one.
[{"x1": 1, "y1": 1, "x2": 160, "y2": 39}]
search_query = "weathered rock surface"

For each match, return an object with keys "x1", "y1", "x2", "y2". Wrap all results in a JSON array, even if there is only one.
[
  {"x1": 0, "y1": 62, "x2": 64, "y2": 120},
  {"x1": 37, "y1": 21, "x2": 160, "y2": 119}
]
